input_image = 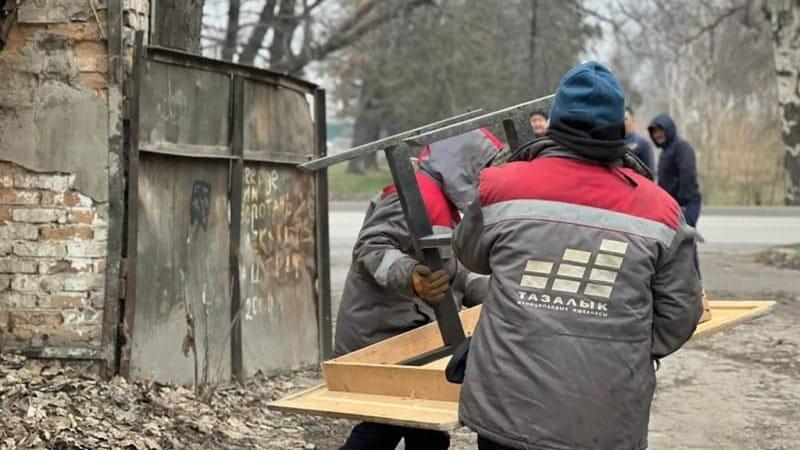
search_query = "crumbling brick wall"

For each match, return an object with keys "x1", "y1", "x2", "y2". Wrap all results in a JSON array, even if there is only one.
[
  {"x1": 0, "y1": 162, "x2": 108, "y2": 348},
  {"x1": 0, "y1": 0, "x2": 149, "y2": 357}
]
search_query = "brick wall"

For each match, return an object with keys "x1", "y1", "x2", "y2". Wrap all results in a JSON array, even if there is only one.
[
  {"x1": 0, "y1": 161, "x2": 108, "y2": 349},
  {"x1": 0, "y1": 1, "x2": 151, "y2": 357}
]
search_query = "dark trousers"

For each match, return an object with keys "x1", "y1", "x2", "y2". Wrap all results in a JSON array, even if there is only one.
[
  {"x1": 682, "y1": 197, "x2": 702, "y2": 278},
  {"x1": 477, "y1": 435, "x2": 514, "y2": 450},
  {"x1": 340, "y1": 422, "x2": 449, "y2": 450}
]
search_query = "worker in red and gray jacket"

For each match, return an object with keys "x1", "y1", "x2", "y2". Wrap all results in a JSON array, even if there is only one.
[
  {"x1": 453, "y1": 62, "x2": 702, "y2": 450},
  {"x1": 336, "y1": 128, "x2": 503, "y2": 450}
]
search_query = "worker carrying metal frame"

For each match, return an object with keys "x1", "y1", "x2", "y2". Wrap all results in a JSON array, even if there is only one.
[
  {"x1": 336, "y1": 128, "x2": 504, "y2": 449},
  {"x1": 452, "y1": 61, "x2": 703, "y2": 450}
]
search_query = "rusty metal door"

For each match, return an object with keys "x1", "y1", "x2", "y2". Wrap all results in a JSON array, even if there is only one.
[{"x1": 120, "y1": 36, "x2": 330, "y2": 384}]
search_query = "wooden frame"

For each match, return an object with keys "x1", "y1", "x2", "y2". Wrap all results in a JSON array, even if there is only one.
[{"x1": 270, "y1": 300, "x2": 776, "y2": 430}]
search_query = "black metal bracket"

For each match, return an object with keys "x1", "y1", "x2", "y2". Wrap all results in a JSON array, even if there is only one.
[{"x1": 384, "y1": 144, "x2": 466, "y2": 347}]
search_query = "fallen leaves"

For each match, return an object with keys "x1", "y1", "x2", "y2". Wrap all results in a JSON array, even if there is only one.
[{"x1": 0, "y1": 354, "x2": 352, "y2": 449}]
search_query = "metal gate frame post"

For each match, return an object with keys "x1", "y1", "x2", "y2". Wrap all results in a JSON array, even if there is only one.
[
  {"x1": 314, "y1": 89, "x2": 333, "y2": 360},
  {"x1": 229, "y1": 76, "x2": 246, "y2": 380},
  {"x1": 119, "y1": 30, "x2": 146, "y2": 377}
]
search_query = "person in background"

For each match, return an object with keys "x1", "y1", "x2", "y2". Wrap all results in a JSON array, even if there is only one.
[
  {"x1": 336, "y1": 128, "x2": 503, "y2": 450},
  {"x1": 648, "y1": 114, "x2": 711, "y2": 322},
  {"x1": 625, "y1": 106, "x2": 655, "y2": 173},
  {"x1": 453, "y1": 61, "x2": 702, "y2": 450},
  {"x1": 528, "y1": 109, "x2": 549, "y2": 138}
]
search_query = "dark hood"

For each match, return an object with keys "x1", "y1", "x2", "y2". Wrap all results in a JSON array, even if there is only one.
[
  {"x1": 648, "y1": 114, "x2": 678, "y2": 148},
  {"x1": 419, "y1": 128, "x2": 504, "y2": 211}
]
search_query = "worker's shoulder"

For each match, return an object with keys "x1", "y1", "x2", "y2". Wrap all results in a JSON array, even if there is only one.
[
  {"x1": 622, "y1": 169, "x2": 682, "y2": 228},
  {"x1": 479, "y1": 158, "x2": 681, "y2": 230},
  {"x1": 477, "y1": 157, "x2": 586, "y2": 206},
  {"x1": 376, "y1": 173, "x2": 455, "y2": 228}
]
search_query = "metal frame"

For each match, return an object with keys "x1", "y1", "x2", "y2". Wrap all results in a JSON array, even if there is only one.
[
  {"x1": 299, "y1": 93, "x2": 555, "y2": 363},
  {"x1": 120, "y1": 37, "x2": 329, "y2": 378}
]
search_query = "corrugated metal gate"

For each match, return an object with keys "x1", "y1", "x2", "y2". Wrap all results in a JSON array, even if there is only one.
[{"x1": 120, "y1": 36, "x2": 331, "y2": 384}]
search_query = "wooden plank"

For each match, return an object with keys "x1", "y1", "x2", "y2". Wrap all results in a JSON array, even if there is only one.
[
  {"x1": 139, "y1": 60, "x2": 231, "y2": 150},
  {"x1": 694, "y1": 300, "x2": 775, "y2": 339},
  {"x1": 238, "y1": 164, "x2": 318, "y2": 369},
  {"x1": 129, "y1": 154, "x2": 232, "y2": 384},
  {"x1": 242, "y1": 79, "x2": 314, "y2": 158},
  {"x1": 273, "y1": 300, "x2": 775, "y2": 429},
  {"x1": 323, "y1": 362, "x2": 460, "y2": 402},
  {"x1": 238, "y1": 163, "x2": 319, "y2": 376},
  {"x1": 270, "y1": 385, "x2": 459, "y2": 431},
  {"x1": 333, "y1": 305, "x2": 482, "y2": 364}
]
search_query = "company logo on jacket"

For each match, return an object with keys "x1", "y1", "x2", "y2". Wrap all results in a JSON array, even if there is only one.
[{"x1": 515, "y1": 238, "x2": 628, "y2": 318}]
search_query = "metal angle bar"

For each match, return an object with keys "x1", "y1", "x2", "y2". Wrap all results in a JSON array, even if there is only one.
[
  {"x1": 314, "y1": 88, "x2": 333, "y2": 360},
  {"x1": 502, "y1": 119, "x2": 519, "y2": 152},
  {"x1": 145, "y1": 45, "x2": 319, "y2": 93},
  {"x1": 229, "y1": 76, "x2": 246, "y2": 381},
  {"x1": 298, "y1": 109, "x2": 484, "y2": 172},
  {"x1": 384, "y1": 144, "x2": 466, "y2": 348},
  {"x1": 241, "y1": 152, "x2": 309, "y2": 165},
  {"x1": 403, "y1": 94, "x2": 555, "y2": 147},
  {"x1": 398, "y1": 345, "x2": 454, "y2": 366},
  {"x1": 138, "y1": 146, "x2": 237, "y2": 160},
  {"x1": 419, "y1": 233, "x2": 452, "y2": 249}
]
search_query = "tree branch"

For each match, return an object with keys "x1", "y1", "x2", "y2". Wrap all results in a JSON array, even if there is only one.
[
  {"x1": 681, "y1": 4, "x2": 747, "y2": 46},
  {"x1": 239, "y1": 0, "x2": 279, "y2": 65},
  {"x1": 280, "y1": 0, "x2": 433, "y2": 74},
  {"x1": 222, "y1": 0, "x2": 241, "y2": 61}
]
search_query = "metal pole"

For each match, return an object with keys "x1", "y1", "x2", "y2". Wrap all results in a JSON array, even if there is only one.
[
  {"x1": 298, "y1": 109, "x2": 484, "y2": 172},
  {"x1": 314, "y1": 89, "x2": 333, "y2": 360},
  {"x1": 229, "y1": 76, "x2": 245, "y2": 380}
]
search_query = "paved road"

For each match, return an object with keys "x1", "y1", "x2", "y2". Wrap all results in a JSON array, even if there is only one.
[{"x1": 329, "y1": 204, "x2": 800, "y2": 287}]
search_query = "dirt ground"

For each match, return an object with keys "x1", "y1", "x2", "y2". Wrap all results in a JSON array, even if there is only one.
[
  {"x1": 1, "y1": 245, "x2": 798, "y2": 449},
  {"x1": 303, "y1": 245, "x2": 800, "y2": 450}
]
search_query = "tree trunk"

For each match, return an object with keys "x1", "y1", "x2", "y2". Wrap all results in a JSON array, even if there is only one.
[
  {"x1": 347, "y1": 87, "x2": 382, "y2": 173},
  {"x1": 153, "y1": 0, "x2": 205, "y2": 54},
  {"x1": 269, "y1": 0, "x2": 300, "y2": 69},
  {"x1": 221, "y1": 0, "x2": 241, "y2": 61},
  {"x1": 765, "y1": 0, "x2": 800, "y2": 205},
  {"x1": 240, "y1": 0, "x2": 279, "y2": 66}
]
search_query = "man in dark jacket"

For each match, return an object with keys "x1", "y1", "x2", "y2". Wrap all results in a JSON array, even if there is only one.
[
  {"x1": 625, "y1": 106, "x2": 655, "y2": 173},
  {"x1": 453, "y1": 61, "x2": 702, "y2": 450},
  {"x1": 648, "y1": 114, "x2": 702, "y2": 273},
  {"x1": 336, "y1": 128, "x2": 503, "y2": 450}
]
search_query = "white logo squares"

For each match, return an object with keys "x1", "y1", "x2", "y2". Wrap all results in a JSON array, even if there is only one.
[
  {"x1": 519, "y1": 239, "x2": 629, "y2": 300},
  {"x1": 525, "y1": 260, "x2": 553, "y2": 274}
]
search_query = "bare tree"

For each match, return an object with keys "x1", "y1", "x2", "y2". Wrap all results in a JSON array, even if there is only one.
[
  {"x1": 580, "y1": 0, "x2": 785, "y2": 205},
  {"x1": 221, "y1": 0, "x2": 241, "y2": 60},
  {"x1": 764, "y1": 0, "x2": 800, "y2": 205},
  {"x1": 204, "y1": 0, "x2": 433, "y2": 75},
  {"x1": 155, "y1": 0, "x2": 206, "y2": 53}
]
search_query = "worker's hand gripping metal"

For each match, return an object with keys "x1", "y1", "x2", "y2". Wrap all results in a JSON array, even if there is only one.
[{"x1": 411, "y1": 265, "x2": 451, "y2": 303}]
